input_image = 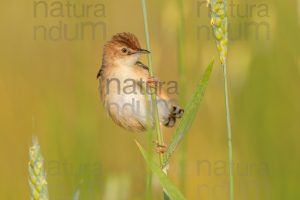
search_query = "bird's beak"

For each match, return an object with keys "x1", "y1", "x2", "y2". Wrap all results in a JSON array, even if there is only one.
[{"x1": 137, "y1": 48, "x2": 150, "y2": 54}]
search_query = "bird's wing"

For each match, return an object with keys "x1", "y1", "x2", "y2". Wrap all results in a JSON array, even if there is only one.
[{"x1": 97, "y1": 66, "x2": 104, "y2": 79}]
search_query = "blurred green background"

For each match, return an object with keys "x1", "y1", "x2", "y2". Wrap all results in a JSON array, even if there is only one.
[{"x1": 1, "y1": 0, "x2": 300, "y2": 199}]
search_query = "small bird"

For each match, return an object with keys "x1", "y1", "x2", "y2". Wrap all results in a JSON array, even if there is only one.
[{"x1": 97, "y1": 32, "x2": 184, "y2": 133}]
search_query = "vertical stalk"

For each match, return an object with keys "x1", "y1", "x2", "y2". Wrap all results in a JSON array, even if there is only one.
[
  {"x1": 145, "y1": 89, "x2": 153, "y2": 200},
  {"x1": 140, "y1": 0, "x2": 169, "y2": 199},
  {"x1": 208, "y1": 0, "x2": 234, "y2": 199},
  {"x1": 140, "y1": 0, "x2": 165, "y2": 168},
  {"x1": 222, "y1": 62, "x2": 234, "y2": 200},
  {"x1": 145, "y1": 130, "x2": 153, "y2": 200}
]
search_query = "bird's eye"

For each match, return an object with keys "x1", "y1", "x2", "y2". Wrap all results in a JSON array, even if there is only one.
[{"x1": 121, "y1": 48, "x2": 128, "y2": 53}]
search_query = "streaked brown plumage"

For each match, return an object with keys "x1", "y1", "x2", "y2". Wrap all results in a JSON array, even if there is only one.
[{"x1": 97, "y1": 32, "x2": 184, "y2": 132}]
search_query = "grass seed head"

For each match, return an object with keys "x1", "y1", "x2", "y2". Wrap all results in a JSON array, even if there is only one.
[
  {"x1": 208, "y1": 0, "x2": 228, "y2": 65},
  {"x1": 28, "y1": 136, "x2": 49, "y2": 200}
]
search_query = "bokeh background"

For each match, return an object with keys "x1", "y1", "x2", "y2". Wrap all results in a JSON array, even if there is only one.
[{"x1": 1, "y1": 0, "x2": 300, "y2": 199}]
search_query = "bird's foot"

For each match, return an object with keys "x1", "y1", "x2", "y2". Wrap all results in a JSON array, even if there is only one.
[
  {"x1": 154, "y1": 142, "x2": 168, "y2": 154},
  {"x1": 147, "y1": 77, "x2": 163, "y2": 88}
]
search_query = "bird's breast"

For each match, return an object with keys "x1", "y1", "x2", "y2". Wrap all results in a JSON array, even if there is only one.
[{"x1": 100, "y1": 66, "x2": 149, "y2": 126}]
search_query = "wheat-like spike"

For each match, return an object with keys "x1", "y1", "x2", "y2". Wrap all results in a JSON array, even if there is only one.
[
  {"x1": 208, "y1": 0, "x2": 228, "y2": 64},
  {"x1": 208, "y1": 1, "x2": 234, "y2": 200},
  {"x1": 28, "y1": 136, "x2": 49, "y2": 200}
]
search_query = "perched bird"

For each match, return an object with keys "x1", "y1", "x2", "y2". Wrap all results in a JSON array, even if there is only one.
[{"x1": 97, "y1": 32, "x2": 184, "y2": 133}]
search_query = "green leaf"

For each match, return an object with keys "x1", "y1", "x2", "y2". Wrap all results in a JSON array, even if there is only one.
[
  {"x1": 164, "y1": 60, "x2": 214, "y2": 167},
  {"x1": 135, "y1": 141, "x2": 186, "y2": 200}
]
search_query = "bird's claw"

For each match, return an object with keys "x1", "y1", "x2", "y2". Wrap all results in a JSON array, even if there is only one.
[
  {"x1": 154, "y1": 142, "x2": 168, "y2": 154},
  {"x1": 147, "y1": 77, "x2": 162, "y2": 88}
]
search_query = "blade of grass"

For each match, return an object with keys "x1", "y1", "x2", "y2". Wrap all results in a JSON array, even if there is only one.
[
  {"x1": 136, "y1": 141, "x2": 186, "y2": 200},
  {"x1": 163, "y1": 60, "x2": 214, "y2": 167}
]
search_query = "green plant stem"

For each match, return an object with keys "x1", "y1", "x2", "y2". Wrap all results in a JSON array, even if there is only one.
[
  {"x1": 140, "y1": 1, "x2": 169, "y2": 199},
  {"x1": 140, "y1": 0, "x2": 165, "y2": 168},
  {"x1": 222, "y1": 62, "x2": 234, "y2": 200},
  {"x1": 146, "y1": 102, "x2": 153, "y2": 200}
]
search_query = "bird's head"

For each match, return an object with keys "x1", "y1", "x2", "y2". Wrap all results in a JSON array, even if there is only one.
[{"x1": 103, "y1": 32, "x2": 150, "y2": 67}]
